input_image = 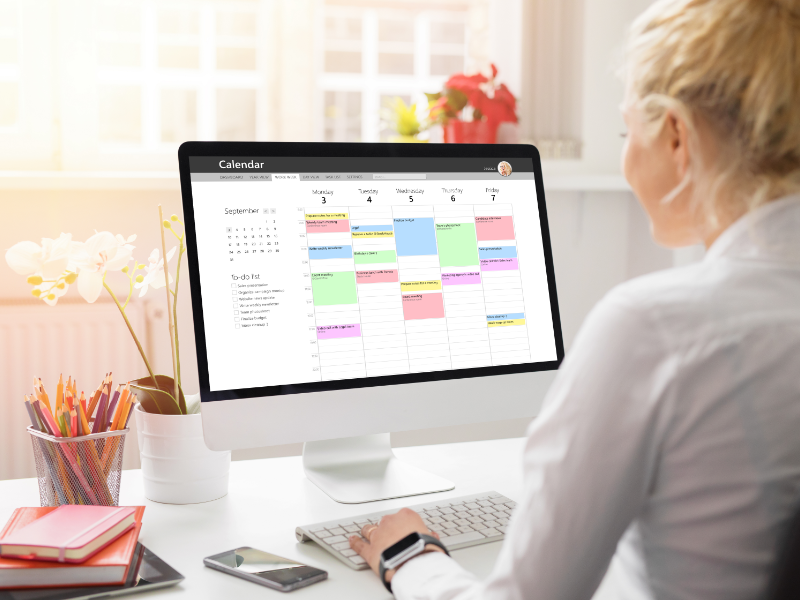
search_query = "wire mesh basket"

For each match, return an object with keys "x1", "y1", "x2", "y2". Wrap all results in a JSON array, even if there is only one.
[{"x1": 28, "y1": 426, "x2": 129, "y2": 507}]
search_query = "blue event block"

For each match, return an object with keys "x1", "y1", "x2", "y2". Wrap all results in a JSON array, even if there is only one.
[
  {"x1": 478, "y1": 245, "x2": 518, "y2": 259},
  {"x1": 393, "y1": 218, "x2": 438, "y2": 256},
  {"x1": 487, "y1": 313, "x2": 525, "y2": 321},
  {"x1": 309, "y1": 245, "x2": 353, "y2": 259},
  {"x1": 351, "y1": 224, "x2": 393, "y2": 232}
]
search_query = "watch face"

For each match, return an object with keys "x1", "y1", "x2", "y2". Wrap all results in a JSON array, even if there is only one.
[{"x1": 384, "y1": 533, "x2": 422, "y2": 561}]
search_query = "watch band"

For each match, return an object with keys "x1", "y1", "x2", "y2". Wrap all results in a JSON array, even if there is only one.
[{"x1": 380, "y1": 533, "x2": 449, "y2": 594}]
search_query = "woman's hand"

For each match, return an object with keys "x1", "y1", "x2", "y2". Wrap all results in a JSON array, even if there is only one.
[{"x1": 349, "y1": 508, "x2": 445, "y2": 584}]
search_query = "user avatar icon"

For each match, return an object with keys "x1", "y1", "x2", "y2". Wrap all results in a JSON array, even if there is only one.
[{"x1": 498, "y1": 161, "x2": 512, "y2": 177}]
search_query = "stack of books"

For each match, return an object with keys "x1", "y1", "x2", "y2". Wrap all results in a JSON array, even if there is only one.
[{"x1": 0, "y1": 505, "x2": 145, "y2": 590}]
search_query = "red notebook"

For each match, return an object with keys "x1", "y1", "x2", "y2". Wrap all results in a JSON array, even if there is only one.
[
  {"x1": 0, "y1": 506, "x2": 137, "y2": 563},
  {"x1": 0, "y1": 507, "x2": 144, "y2": 589}
]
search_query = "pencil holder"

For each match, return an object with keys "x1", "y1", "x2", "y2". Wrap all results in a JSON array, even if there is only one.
[{"x1": 28, "y1": 427, "x2": 129, "y2": 507}]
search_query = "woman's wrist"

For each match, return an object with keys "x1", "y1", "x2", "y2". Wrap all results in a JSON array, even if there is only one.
[{"x1": 384, "y1": 545, "x2": 446, "y2": 584}]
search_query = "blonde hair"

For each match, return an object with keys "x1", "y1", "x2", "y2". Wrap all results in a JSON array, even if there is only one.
[{"x1": 624, "y1": 0, "x2": 800, "y2": 222}]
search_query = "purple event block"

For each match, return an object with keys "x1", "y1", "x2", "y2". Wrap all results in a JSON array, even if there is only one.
[
  {"x1": 441, "y1": 271, "x2": 482, "y2": 285},
  {"x1": 317, "y1": 323, "x2": 361, "y2": 340},
  {"x1": 480, "y1": 258, "x2": 519, "y2": 271}
]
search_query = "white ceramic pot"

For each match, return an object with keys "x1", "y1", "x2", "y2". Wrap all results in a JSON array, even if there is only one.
[{"x1": 134, "y1": 398, "x2": 231, "y2": 504}]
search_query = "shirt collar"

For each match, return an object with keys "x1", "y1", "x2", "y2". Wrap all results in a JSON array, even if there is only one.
[{"x1": 704, "y1": 194, "x2": 800, "y2": 264}]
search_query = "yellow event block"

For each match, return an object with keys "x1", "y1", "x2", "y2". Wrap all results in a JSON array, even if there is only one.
[
  {"x1": 306, "y1": 213, "x2": 348, "y2": 220},
  {"x1": 351, "y1": 231, "x2": 394, "y2": 238},
  {"x1": 400, "y1": 280, "x2": 442, "y2": 292},
  {"x1": 488, "y1": 319, "x2": 526, "y2": 327}
]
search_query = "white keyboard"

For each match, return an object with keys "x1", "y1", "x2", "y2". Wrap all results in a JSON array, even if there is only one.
[{"x1": 296, "y1": 491, "x2": 516, "y2": 570}]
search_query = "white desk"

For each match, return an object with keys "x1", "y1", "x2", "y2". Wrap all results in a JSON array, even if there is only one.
[{"x1": 0, "y1": 438, "x2": 617, "y2": 599}]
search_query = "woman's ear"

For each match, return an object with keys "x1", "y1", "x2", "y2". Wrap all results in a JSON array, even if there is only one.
[{"x1": 664, "y1": 110, "x2": 691, "y2": 179}]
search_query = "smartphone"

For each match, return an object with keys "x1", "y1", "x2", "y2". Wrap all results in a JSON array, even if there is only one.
[{"x1": 203, "y1": 547, "x2": 327, "y2": 592}]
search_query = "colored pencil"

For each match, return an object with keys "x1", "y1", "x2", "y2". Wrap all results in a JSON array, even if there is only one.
[
  {"x1": 106, "y1": 385, "x2": 121, "y2": 430},
  {"x1": 56, "y1": 374, "x2": 64, "y2": 412}
]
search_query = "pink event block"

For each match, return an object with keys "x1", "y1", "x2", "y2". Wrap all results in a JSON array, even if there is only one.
[
  {"x1": 480, "y1": 258, "x2": 519, "y2": 271},
  {"x1": 306, "y1": 219, "x2": 351, "y2": 233},
  {"x1": 356, "y1": 269, "x2": 399, "y2": 284},
  {"x1": 441, "y1": 271, "x2": 481, "y2": 285},
  {"x1": 317, "y1": 323, "x2": 361, "y2": 340},
  {"x1": 402, "y1": 293, "x2": 445, "y2": 320},
  {"x1": 475, "y1": 216, "x2": 515, "y2": 241}
]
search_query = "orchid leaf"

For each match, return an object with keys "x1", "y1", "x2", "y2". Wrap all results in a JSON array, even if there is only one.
[{"x1": 130, "y1": 375, "x2": 186, "y2": 415}]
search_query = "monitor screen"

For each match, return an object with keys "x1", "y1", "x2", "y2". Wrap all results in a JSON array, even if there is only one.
[{"x1": 184, "y1": 152, "x2": 561, "y2": 400}]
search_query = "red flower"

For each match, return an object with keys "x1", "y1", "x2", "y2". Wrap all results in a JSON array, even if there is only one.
[{"x1": 438, "y1": 64, "x2": 517, "y2": 125}]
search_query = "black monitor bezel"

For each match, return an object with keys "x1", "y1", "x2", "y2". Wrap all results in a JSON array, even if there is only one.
[{"x1": 178, "y1": 142, "x2": 564, "y2": 402}]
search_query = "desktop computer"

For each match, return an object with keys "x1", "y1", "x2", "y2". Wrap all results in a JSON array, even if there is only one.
[{"x1": 178, "y1": 142, "x2": 563, "y2": 505}]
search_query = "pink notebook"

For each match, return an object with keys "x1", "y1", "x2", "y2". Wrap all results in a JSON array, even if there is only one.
[{"x1": 0, "y1": 506, "x2": 136, "y2": 564}]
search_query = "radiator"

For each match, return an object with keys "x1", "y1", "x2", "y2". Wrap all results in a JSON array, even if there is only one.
[{"x1": 0, "y1": 301, "x2": 148, "y2": 481}]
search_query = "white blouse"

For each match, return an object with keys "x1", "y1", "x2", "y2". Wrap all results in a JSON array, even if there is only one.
[{"x1": 393, "y1": 195, "x2": 800, "y2": 600}]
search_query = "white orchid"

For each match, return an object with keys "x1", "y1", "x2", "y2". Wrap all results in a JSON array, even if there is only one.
[
  {"x1": 71, "y1": 232, "x2": 136, "y2": 303},
  {"x1": 5, "y1": 233, "x2": 79, "y2": 280},
  {"x1": 134, "y1": 247, "x2": 176, "y2": 297}
]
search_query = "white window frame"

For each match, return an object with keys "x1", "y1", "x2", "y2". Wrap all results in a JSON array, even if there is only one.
[
  {"x1": 96, "y1": 0, "x2": 263, "y2": 158},
  {"x1": 318, "y1": 5, "x2": 469, "y2": 143}
]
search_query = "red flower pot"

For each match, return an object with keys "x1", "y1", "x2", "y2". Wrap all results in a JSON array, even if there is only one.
[{"x1": 444, "y1": 120, "x2": 499, "y2": 144}]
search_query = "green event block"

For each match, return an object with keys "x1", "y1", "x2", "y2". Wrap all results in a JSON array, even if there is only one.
[
  {"x1": 311, "y1": 271, "x2": 358, "y2": 306},
  {"x1": 353, "y1": 250, "x2": 397, "y2": 264},
  {"x1": 435, "y1": 223, "x2": 479, "y2": 267}
]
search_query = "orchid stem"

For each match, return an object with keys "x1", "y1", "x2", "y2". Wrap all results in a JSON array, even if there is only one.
[
  {"x1": 172, "y1": 238, "x2": 184, "y2": 389},
  {"x1": 103, "y1": 281, "x2": 159, "y2": 387}
]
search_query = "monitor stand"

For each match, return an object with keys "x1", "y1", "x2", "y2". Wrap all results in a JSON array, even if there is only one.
[{"x1": 303, "y1": 433, "x2": 455, "y2": 504}]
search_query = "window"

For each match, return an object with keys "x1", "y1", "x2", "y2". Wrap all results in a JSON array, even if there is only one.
[
  {"x1": 0, "y1": 0, "x2": 20, "y2": 129},
  {"x1": 95, "y1": 0, "x2": 262, "y2": 152},
  {"x1": 320, "y1": 3, "x2": 469, "y2": 143}
]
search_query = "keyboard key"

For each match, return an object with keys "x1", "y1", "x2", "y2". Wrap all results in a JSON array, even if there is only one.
[
  {"x1": 495, "y1": 511, "x2": 510, "y2": 519},
  {"x1": 477, "y1": 500, "x2": 493, "y2": 507},
  {"x1": 483, "y1": 520, "x2": 500, "y2": 529},
  {"x1": 444, "y1": 528, "x2": 460, "y2": 536},
  {"x1": 427, "y1": 510, "x2": 442, "y2": 517},
  {"x1": 355, "y1": 520, "x2": 370, "y2": 526},
  {"x1": 498, "y1": 526, "x2": 508, "y2": 534},
  {"x1": 417, "y1": 512, "x2": 430, "y2": 519},
  {"x1": 505, "y1": 502, "x2": 518, "y2": 509},
  {"x1": 329, "y1": 527, "x2": 346, "y2": 536},
  {"x1": 344, "y1": 525, "x2": 360, "y2": 533},
  {"x1": 497, "y1": 518, "x2": 509, "y2": 525},
  {"x1": 316, "y1": 530, "x2": 332, "y2": 539},
  {"x1": 457, "y1": 526, "x2": 473, "y2": 534},
  {"x1": 309, "y1": 525, "x2": 327, "y2": 533},
  {"x1": 441, "y1": 531, "x2": 486, "y2": 547},
  {"x1": 467, "y1": 516, "x2": 483, "y2": 524},
  {"x1": 341, "y1": 549, "x2": 356, "y2": 557},
  {"x1": 440, "y1": 507, "x2": 455, "y2": 515},
  {"x1": 324, "y1": 535, "x2": 347, "y2": 545},
  {"x1": 471, "y1": 522, "x2": 488, "y2": 530},
  {"x1": 468, "y1": 509, "x2": 483, "y2": 517},
  {"x1": 480, "y1": 507, "x2": 496, "y2": 515},
  {"x1": 455, "y1": 512, "x2": 470, "y2": 519},
  {"x1": 332, "y1": 541, "x2": 351, "y2": 551},
  {"x1": 429, "y1": 516, "x2": 445, "y2": 524},
  {"x1": 442, "y1": 514, "x2": 458, "y2": 522},
  {"x1": 489, "y1": 493, "x2": 502, "y2": 499},
  {"x1": 465, "y1": 503, "x2": 479, "y2": 509},
  {"x1": 349, "y1": 556, "x2": 366, "y2": 566},
  {"x1": 482, "y1": 528, "x2": 502, "y2": 539},
  {"x1": 338, "y1": 520, "x2": 355, "y2": 527},
  {"x1": 450, "y1": 504, "x2": 466, "y2": 511},
  {"x1": 491, "y1": 498, "x2": 508, "y2": 506},
  {"x1": 454, "y1": 519, "x2": 470, "y2": 527}
]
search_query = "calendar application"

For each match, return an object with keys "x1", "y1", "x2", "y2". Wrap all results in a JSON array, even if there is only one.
[{"x1": 189, "y1": 157, "x2": 558, "y2": 392}]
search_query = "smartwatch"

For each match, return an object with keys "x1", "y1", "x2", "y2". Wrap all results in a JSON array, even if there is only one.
[{"x1": 379, "y1": 532, "x2": 449, "y2": 593}]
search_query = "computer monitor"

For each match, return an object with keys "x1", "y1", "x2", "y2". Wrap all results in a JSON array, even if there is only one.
[{"x1": 178, "y1": 142, "x2": 564, "y2": 504}]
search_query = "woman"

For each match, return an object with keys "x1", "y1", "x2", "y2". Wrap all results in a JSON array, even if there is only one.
[{"x1": 349, "y1": 0, "x2": 800, "y2": 598}]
